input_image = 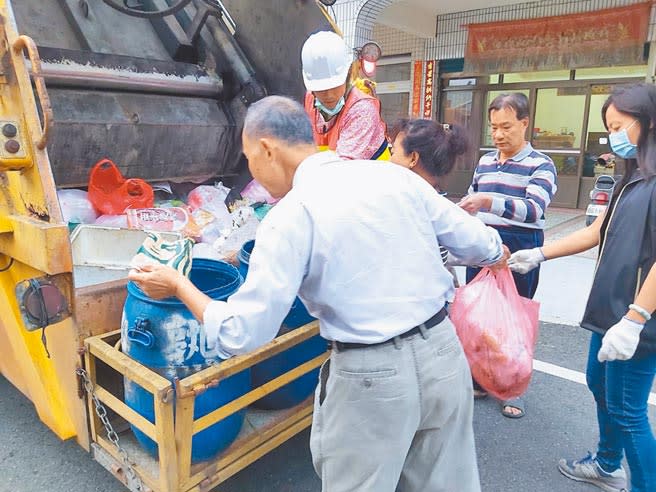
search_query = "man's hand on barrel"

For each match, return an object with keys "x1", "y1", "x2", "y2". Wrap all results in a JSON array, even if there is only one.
[{"x1": 128, "y1": 263, "x2": 183, "y2": 300}]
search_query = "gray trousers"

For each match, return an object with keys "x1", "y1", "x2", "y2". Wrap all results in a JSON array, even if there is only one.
[{"x1": 310, "y1": 317, "x2": 481, "y2": 492}]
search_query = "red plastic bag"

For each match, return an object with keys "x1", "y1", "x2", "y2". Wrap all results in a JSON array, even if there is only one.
[
  {"x1": 450, "y1": 268, "x2": 539, "y2": 400},
  {"x1": 88, "y1": 159, "x2": 154, "y2": 215}
]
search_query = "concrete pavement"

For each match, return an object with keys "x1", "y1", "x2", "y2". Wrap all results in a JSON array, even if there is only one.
[
  {"x1": 4, "y1": 320, "x2": 642, "y2": 492},
  {"x1": 3, "y1": 207, "x2": 655, "y2": 492}
]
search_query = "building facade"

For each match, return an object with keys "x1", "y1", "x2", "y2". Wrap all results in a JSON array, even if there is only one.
[{"x1": 332, "y1": 0, "x2": 656, "y2": 207}]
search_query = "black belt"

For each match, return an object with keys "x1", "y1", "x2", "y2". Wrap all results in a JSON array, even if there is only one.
[{"x1": 332, "y1": 306, "x2": 448, "y2": 352}]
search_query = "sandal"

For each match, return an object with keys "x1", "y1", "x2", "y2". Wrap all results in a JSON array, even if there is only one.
[
  {"x1": 501, "y1": 397, "x2": 525, "y2": 419},
  {"x1": 473, "y1": 389, "x2": 488, "y2": 400}
]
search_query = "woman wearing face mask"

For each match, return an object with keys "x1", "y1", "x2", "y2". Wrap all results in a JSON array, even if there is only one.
[
  {"x1": 509, "y1": 83, "x2": 656, "y2": 492},
  {"x1": 301, "y1": 31, "x2": 390, "y2": 161}
]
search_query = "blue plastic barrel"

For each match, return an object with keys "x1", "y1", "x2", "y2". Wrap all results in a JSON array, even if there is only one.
[
  {"x1": 122, "y1": 258, "x2": 249, "y2": 462},
  {"x1": 238, "y1": 240, "x2": 327, "y2": 410}
]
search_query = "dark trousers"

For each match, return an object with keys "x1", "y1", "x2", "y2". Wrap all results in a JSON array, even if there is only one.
[
  {"x1": 466, "y1": 226, "x2": 544, "y2": 396},
  {"x1": 465, "y1": 226, "x2": 544, "y2": 299}
]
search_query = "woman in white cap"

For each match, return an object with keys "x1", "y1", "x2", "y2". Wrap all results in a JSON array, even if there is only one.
[{"x1": 301, "y1": 31, "x2": 390, "y2": 160}]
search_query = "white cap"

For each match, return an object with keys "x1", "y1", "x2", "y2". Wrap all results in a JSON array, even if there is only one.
[{"x1": 301, "y1": 31, "x2": 353, "y2": 92}]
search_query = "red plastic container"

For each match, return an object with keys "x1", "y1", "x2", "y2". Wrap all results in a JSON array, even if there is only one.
[{"x1": 88, "y1": 159, "x2": 154, "y2": 215}]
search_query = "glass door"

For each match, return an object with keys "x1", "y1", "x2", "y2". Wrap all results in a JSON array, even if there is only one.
[
  {"x1": 531, "y1": 87, "x2": 586, "y2": 208},
  {"x1": 375, "y1": 57, "x2": 412, "y2": 126},
  {"x1": 578, "y1": 84, "x2": 619, "y2": 206},
  {"x1": 441, "y1": 89, "x2": 481, "y2": 196}
]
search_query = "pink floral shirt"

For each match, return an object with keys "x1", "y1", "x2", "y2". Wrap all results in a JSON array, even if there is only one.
[{"x1": 311, "y1": 98, "x2": 386, "y2": 160}]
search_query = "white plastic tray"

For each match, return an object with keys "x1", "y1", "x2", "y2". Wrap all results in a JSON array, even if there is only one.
[{"x1": 71, "y1": 225, "x2": 180, "y2": 288}]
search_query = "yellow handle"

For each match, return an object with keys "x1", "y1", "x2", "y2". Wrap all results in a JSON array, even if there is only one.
[{"x1": 13, "y1": 35, "x2": 53, "y2": 151}]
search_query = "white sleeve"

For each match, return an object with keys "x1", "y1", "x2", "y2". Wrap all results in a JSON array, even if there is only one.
[
  {"x1": 420, "y1": 182, "x2": 503, "y2": 266},
  {"x1": 203, "y1": 199, "x2": 312, "y2": 357}
]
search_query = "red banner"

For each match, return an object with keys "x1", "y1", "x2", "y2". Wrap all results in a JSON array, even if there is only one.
[
  {"x1": 423, "y1": 60, "x2": 435, "y2": 119},
  {"x1": 465, "y1": 2, "x2": 651, "y2": 74},
  {"x1": 411, "y1": 61, "x2": 423, "y2": 117}
]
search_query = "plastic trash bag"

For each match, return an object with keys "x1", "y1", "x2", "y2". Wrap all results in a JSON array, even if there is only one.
[
  {"x1": 57, "y1": 189, "x2": 99, "y2": 224},
  {"x1": 187, "y1": 184, "x2": 230, "y2": 216},
  {"x1": 241, "y1": 179, "x2": 279, "y2": 205},
  {"x1": 187, "y1": 185, "x2": 233, "y2": 243},
  {"x1": 450, "y1": 268, "x2": 539, "y2": 400},
  {"x1": 95, "y1": 214, "x2": 128, "y2": 228}
]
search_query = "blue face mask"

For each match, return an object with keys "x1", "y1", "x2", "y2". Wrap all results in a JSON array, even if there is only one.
[
  {"x1": 315, "y1": 96, "x2": 345, "y2": 117},
  {"x1": 609, "y1": 120, "x2": 638, "y2": 159}
]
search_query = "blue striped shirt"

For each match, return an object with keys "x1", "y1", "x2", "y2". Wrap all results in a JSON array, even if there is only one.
[{"x1": 468, "y1": 143, "x2": 558, "y2": 230}]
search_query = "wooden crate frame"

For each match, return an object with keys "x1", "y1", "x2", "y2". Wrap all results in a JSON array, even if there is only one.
[{"x1": 82, "y1": 321, "x2": 328, "y2": 492}]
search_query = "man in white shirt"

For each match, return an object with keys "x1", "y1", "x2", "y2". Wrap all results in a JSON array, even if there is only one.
[{"x1": 129, "y1": 96, "x2": 507, "y2": 492}]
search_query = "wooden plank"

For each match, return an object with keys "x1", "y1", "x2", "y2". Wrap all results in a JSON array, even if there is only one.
[
  {"x1": 186, "y1": 415, "x2": 314, "y2": 492},
  {"x1": 184, "y1": 402, "x2": 314, "y2": 490},
  {"x1": 175, "y1": 397, "x2": 195, "y2": 488},
  {"x1": 219, "y1": 404, "x2": 313, "y2": 468},
  {"x1": 74, "y1": 279, "x2": 128, "y2": 341},
  {"x1": 94, "y1": 386, "x2": 157, "y2": 442},
  {"x1": 216, "y1": 415, "x2": 313, "y2": 484},
  {"x1": 193, "y1": 353, "x2": 327, "y2": 434},
  {"x1": 154, "y1": 396, "x2": 178, "y2": 492},
  {"x1": 86, "y1": 336, "x2": 171, "y2": 394},
  {"x1": 180, "y1": 321, "x2": 321, "y2": 390},
  {"x1": 95, "y1": 435, "x2": 160, "y2": 492},
  {"x1": 95, "y1": 329, "x2": 121, "y2": 346},
  {"x1": 84, "y1": 349, "x2": 100, "y2": 444}
]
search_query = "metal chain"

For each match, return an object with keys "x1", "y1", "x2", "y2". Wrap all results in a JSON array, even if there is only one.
[{"x1": 76, "y1": 367, "x2": 144, "y2": 492}]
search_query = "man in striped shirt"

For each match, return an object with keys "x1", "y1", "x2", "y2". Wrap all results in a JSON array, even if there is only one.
[{"x1": 459, "y1": 92, "x2": 558, "y2": 418}]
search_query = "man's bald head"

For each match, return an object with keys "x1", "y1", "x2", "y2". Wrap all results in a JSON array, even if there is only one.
[{"x1": 243, "y1": 95, "x2": 314, "y2": 146}]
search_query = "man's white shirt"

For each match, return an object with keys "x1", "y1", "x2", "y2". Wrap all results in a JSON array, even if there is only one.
[{"x1": 204, "y1": 152, "x2": 503, "y2": 358}]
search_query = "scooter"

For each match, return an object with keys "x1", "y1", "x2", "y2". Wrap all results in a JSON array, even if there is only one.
[{"x1": 585, "y1": 174, "x2": 617, "y2": 226}]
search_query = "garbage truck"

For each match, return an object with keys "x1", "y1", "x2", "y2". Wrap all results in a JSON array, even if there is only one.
[{"x1": 0, "y1": 1, "x2": 336, "y2": 490}]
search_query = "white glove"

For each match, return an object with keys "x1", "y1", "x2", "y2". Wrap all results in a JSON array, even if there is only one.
[
  {"x1": 598, "y1": 317, "x2": 644, "y2": 362},
  {"x1": 507, "y1": 247, "x2": 545, "y2": 274}
]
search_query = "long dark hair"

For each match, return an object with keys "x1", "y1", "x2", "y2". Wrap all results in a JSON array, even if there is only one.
[
  {"x1": 602, "y1": 83, "x2": 656, "y2": 189},
  {"x1": 390, "y1": 119, "x2": 469, "y2": 177}
]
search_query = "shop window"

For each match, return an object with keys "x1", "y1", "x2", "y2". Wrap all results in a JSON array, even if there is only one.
[
  {"x1": 533, "y1": 88, "x2": 585, "y2": 150},
  {"x1": 448, "y1": 78, "x2": 476, "y2": 87},
  {"x1": 442, "y1": 91, "x2": 472, "y2": 127},
  {"x1": 503, "y1": 70, "x2": 570, "y2": 83},
  {"x1": 545, "y1": 154, "x2": 581, "y2": 176},
  {"x1": 481, "y1": 89, "x2": 530, "y2": 147},
  {"x1": 575, "y1": 65, "x2": 647, "y2": 80},
  {"x1": 533, "y1": 88, "x2": 586, "y2": 176},
  {"x1": 583, "y1": 85, "x2": 618, "y2": 178},
  {"x1": 375, "y1": 62, "x2": 412, "y2": 83},
  {"x1": 375, "y1": 56, "x2": 412, "y2": 124},
  {"x1": 441, "y1": 91, "x2": 474, "y2": 171},
  {"x1": 379, "y1": 93, "x2": 410, "y2": 126}
]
